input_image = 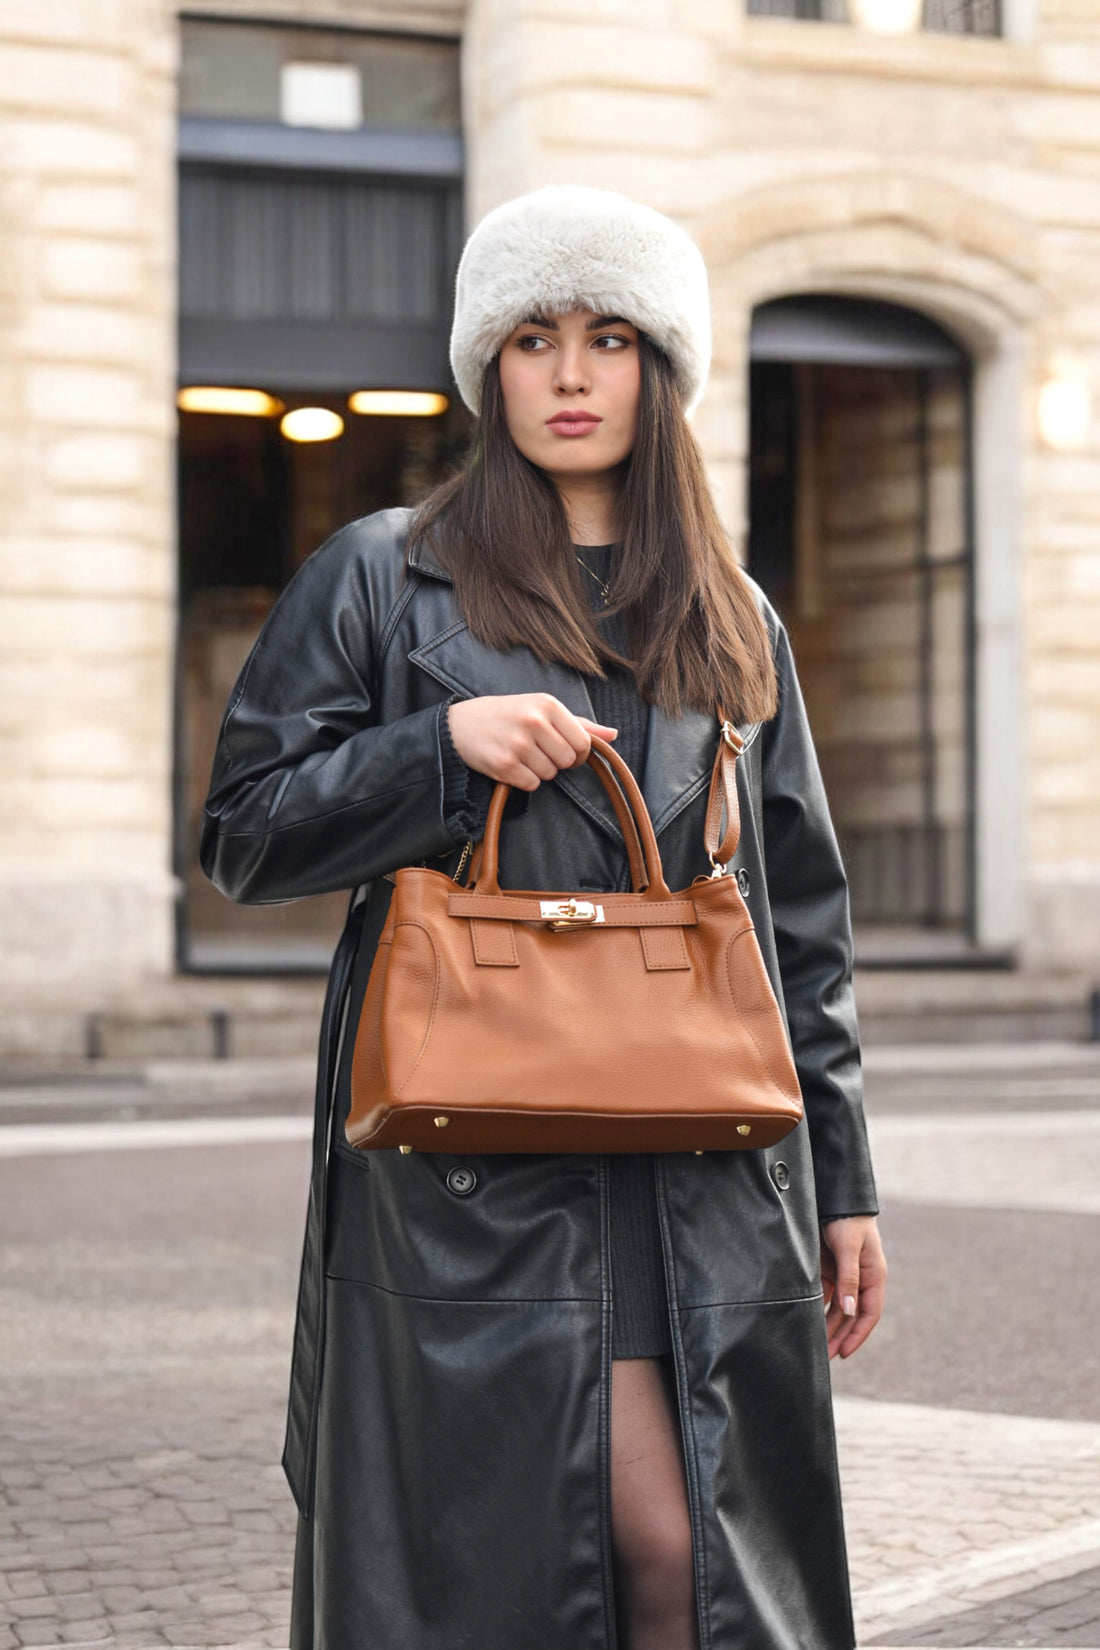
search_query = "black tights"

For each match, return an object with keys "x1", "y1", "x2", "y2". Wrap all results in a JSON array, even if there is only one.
[{"x1": 609, "y1": 1354, "x2": 700, "y2": 1650}]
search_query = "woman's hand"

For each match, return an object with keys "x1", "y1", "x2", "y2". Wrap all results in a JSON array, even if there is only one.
[
  {"x1": 819, "y1": 1215, "x2": 887, "y2": 1360},
  {"x1": 447, "y1": 693, "x2": 618, "y2": 791}
]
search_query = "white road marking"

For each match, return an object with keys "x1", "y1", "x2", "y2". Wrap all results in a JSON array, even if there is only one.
[
  {"x1": 855, "y1": 1517, "x2": 1100, "y2": 1629},
  {"x1": 866, "y1": 1108, "x2": 1100, "y2": 1214},
  {"x1": 0, "y1": 1115, "x2": 312, "y2": 1157}
]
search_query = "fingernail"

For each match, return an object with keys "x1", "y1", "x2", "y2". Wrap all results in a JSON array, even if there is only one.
[{"x1": 842, "y1": 1294, "x2": 857, "y2": 1316}]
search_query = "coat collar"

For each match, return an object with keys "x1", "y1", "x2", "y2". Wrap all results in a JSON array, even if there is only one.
[{"x1": 405, "y1": 535, "x2": 756, "y2": 850}]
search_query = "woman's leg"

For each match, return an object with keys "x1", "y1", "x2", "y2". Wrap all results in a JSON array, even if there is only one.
[{"x1": 609, "y1": 1354, "x2": 700, "y2": 1650}]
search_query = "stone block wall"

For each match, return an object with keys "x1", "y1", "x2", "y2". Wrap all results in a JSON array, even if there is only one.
[
  {"x1": 0, "y1": 0, "x2": 1097, "y2": 1057},
  {"x1": 0, "y1": 0, "x2": 178, "y2": 1052},
  {"x1": 0, "y1": 0, "x2": 462, "y2": 1056},
  {"x1": 464, "y1": 0, "x2": 1100, "y2": 970}
]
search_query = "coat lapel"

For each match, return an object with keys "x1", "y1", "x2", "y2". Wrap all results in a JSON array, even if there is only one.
[{"x1": 405, "y1": 537, "x2": 740, "y2": 852}]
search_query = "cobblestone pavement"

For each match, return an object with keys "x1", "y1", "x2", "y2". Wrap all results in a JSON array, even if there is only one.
[
  {"x1": 838, "y1": 1399, "x2": 1100, "y2": 1645},
  {"x1": 0, "y1": 1135, "x2": 307, "y2": 1650},
  {"x1": 0, "y1": 1043, "x2": 1097, "y2": 1649},
  {"x1": 877, "y1": 1565, "x2": 1100, "y2": 1647}
]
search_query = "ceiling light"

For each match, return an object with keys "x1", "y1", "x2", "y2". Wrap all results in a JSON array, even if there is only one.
[
  {"x1": 280, "y1": 61, "x2": 362, "y2": 130},
  {"x1": 348, "y1": 390, "x2": 450, "y2": 417},
  {"x1": 177, "y1": 387, "x2": 282, "y2": 417},
  {"x1": 280, "y1": 407, "x2": 345, "y2": 443}
]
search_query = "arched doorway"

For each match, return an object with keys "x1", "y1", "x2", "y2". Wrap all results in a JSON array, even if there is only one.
[{"x1": 747, "y1": 294, "x2": 975, "y2": 961}]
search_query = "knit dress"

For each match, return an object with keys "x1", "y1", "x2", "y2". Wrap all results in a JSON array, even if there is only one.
[{"x1": 437, "y1": 541, "x2": 672, "y2": 1360}]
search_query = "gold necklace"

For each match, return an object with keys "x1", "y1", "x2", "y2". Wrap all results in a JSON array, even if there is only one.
[{"x1": 574, "y1": 551, "x2": 611, "y2": 606}]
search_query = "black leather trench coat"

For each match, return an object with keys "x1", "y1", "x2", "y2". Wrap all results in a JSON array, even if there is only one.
[{"x1": 201, "y1": 505, "x2": 878, "y2": 1650}]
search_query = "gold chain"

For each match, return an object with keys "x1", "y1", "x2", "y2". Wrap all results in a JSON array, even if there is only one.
[
  {"x1": 575, "y1": 552, "x2": 611, "y2": 605},
  {"x1": 451, "y1": 837, "x2": 473, "y2": 883}
]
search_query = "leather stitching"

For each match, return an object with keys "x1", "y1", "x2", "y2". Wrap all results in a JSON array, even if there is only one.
[
  {"x1": 323, "y1": 1271, "x2": 600, "y2": 1305},
  {"x1": 725, "y1": 929, "x2": 801, "y2": 1102},
  {"x1": 389, "y1": 921, "x2": 441, "y2": 1099},
  {"x1": 471, "y1": 918, "x2": 518, "y2": 967}
]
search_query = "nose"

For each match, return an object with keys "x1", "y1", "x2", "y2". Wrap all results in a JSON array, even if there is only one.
[{"x1": 553, "y1": 336, "x2": 591, "y2": 395}]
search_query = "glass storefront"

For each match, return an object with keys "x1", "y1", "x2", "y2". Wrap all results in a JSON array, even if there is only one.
[{"x1": 175, "y1": 20, "x2": 467, "y2": 969}]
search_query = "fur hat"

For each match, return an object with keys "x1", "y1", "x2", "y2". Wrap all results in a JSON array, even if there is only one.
[{"x1": 448, "y1": 184, "x2": 712, "y2": 418}]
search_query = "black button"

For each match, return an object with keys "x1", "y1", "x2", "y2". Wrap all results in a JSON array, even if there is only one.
[
  {"x1": 446, "y1": 1165, "x2": 477, "y2": 1196},
  {"x1": 737, "y1": 867, "x2": 751, "y2": 897},
  {"x1": 772, "y1": 1161, "x2": 790, "y2": 1191}
]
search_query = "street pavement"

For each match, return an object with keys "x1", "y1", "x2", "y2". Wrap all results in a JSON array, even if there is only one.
[{"x1": 0, "y1": 1042, "x2": 1097, "y2": 1649}]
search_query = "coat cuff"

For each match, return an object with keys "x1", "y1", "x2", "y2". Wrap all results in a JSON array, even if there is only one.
[{"x1": 438, "y1": 697, "x2": 497, "y2": 843}]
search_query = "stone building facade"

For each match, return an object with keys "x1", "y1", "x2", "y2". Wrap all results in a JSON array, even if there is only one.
[{"x1": 2, "y1": 0, "x2": 1097, "y2": 1057}]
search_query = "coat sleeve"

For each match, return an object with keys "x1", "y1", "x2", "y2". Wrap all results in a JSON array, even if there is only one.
[
  {"x1": 200, "y1": 518, "x2": 484, "y2": 904},
  {"x1": 759, "y1": 617, "x2": 879, "y2": 1223}
]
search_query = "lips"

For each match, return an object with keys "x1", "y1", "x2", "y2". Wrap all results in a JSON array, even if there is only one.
[{"x1": 548, "y1": 411, "x2": 601, "y2": 426}]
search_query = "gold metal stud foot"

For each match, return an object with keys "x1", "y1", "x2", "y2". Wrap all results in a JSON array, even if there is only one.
[
  {"x1": 736, "y1": 1124, "x2": 751, "y2": 1136},
  {"x1": 398, "y1": 1144, "x2": 413, "y2": 1154},
  {"x1": 694, "y1": 1150, "x2": 704, "y2": 1155},
  {"x1": 434, "y1": 1115, "x2": 450, "y2": 1128}
]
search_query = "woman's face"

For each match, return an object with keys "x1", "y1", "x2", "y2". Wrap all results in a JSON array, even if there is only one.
[{"x1": 496, "y1": 306, "x2": 641, "y2": 482}]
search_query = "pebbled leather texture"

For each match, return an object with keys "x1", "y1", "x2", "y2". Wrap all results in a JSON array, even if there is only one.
[
  {"x1": 201, "y1": 506, "x2": 877, "y2": 1650},
  {"x1": 345, "y1": 734, "x2": 803, "y2": 1154}
]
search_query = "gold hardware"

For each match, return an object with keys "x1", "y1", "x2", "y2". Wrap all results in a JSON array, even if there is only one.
[
  {"x1": 694, "y1": 1150, "x2": 704, "y2": 1155},
  {"x1": 398, "y1": 1144, "x2": 414, "y2": 1154},
  {"x1": 452, "y1": 838, "x2": 474, "y2": 883},
  {"x1": 721, "y1": 720, "x2": 744, "y2": 753},
  {"x1": 434, "y1": 1115, "x2": 450, "y2": 1128},
  {"x1": 539, "y1": 897, "x2": 605, "y2": 930},
  {"x1": 707, "y1": 852, "x2": 729, "y2": 879},
  {"x1": 736, "y1": 1124, "x2": 751, "y2": 1136}
]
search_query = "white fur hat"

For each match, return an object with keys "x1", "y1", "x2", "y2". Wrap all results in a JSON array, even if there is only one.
[{"x1": 448, "y1": 184, "x2": 712, "y2": 418}]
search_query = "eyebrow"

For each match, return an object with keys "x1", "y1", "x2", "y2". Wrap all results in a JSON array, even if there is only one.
[{"x1": 519, "y1": 313, "x2": 634, "y2": 332}]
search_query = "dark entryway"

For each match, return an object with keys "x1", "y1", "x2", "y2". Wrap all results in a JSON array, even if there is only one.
[{"x1": 747, "y1": 294, "x2": 975, "y2": 962}]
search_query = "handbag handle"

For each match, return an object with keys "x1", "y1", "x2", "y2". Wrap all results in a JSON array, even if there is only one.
[
  {"x1": 466, "y1": 705, "x2": 745, "y2": 890},
  {"x1": 473, "y1": 734, "x2": 673, "y2": 901}
]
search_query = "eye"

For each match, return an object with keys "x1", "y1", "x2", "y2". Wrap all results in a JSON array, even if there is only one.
[
  {"x1": 515, "y1": 333, "x2": 549, "y2": 351},
  {"x1": 592, "y1": 333, "x2": 632, "y2": 350}
]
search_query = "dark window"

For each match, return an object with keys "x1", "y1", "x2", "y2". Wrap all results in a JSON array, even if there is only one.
[{"x1": 745, "y1": 0, "x2": 1001, "y2": 34}]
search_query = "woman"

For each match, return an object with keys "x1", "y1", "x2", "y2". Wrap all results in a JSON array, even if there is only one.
[{"x1": 201, "y1": 184, "x2": 887, "y2": 1650}]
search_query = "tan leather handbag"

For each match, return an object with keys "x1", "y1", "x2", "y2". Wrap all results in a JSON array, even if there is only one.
[{"x1": 346, "y1": 714, "x2": 803, "y2": 1154}]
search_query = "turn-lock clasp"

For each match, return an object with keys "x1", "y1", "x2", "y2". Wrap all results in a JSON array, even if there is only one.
[{"x1": 539, "y1": 897, "x2": 605, "y2": 930}]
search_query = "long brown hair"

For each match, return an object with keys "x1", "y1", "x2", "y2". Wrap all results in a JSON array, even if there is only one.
[{"x1": 407, "y1": 334, "x2": 778, "y2": 724}]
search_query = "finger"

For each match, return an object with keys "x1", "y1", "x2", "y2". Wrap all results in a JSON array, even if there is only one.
[
  {"x1": 576, "y1": 717, "x2": 619, "y2": 739},
  {"x1": 515, "y1": 745, "x2": 560, "y2": 783},
  {"x1": 828, "y1": 1240, "x2": 861, "y2": 1324},
  {"x1": 558, "y1": 706, "x2": 619, "y2": 751},
  {"x1": 547, "y1": 707, "x2": 618, "y2": 769},
  {"x1": 531, "y1": 722, "x2": 590, "y2": 773},
  {"x1": 819, "y1": 1239, "x2": 837, "y2": 1310},
  {"x1": 823, "y1": 1266, "x2": 860, "y2": 1357},
  {"x1": 824, "y1": 1298, "x2": 851, "y2": 1358},
  {"x1": 845, "y1": 1273, "x2": 886, "y2": 1347},
  {"x1": 498, "y1": 741, "x2": 555, "y2": 788},
  {"x1": 836, "y1": 1303, "x2": 881, "y2": 1359},
  {"x1": 503, "y1": 763, "x2": 545, "y2": 792},
  {"x1": 830, "y1": 1268, "x2": 886, "y2": 1358}
]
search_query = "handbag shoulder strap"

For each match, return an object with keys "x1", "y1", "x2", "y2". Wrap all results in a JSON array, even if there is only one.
[
  {"x1": 704, "y1": 705, "x2": 744, "y2": 870},
  {"x1": 312, "y1": 888, "x2": 369, "y2": 1184}
]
